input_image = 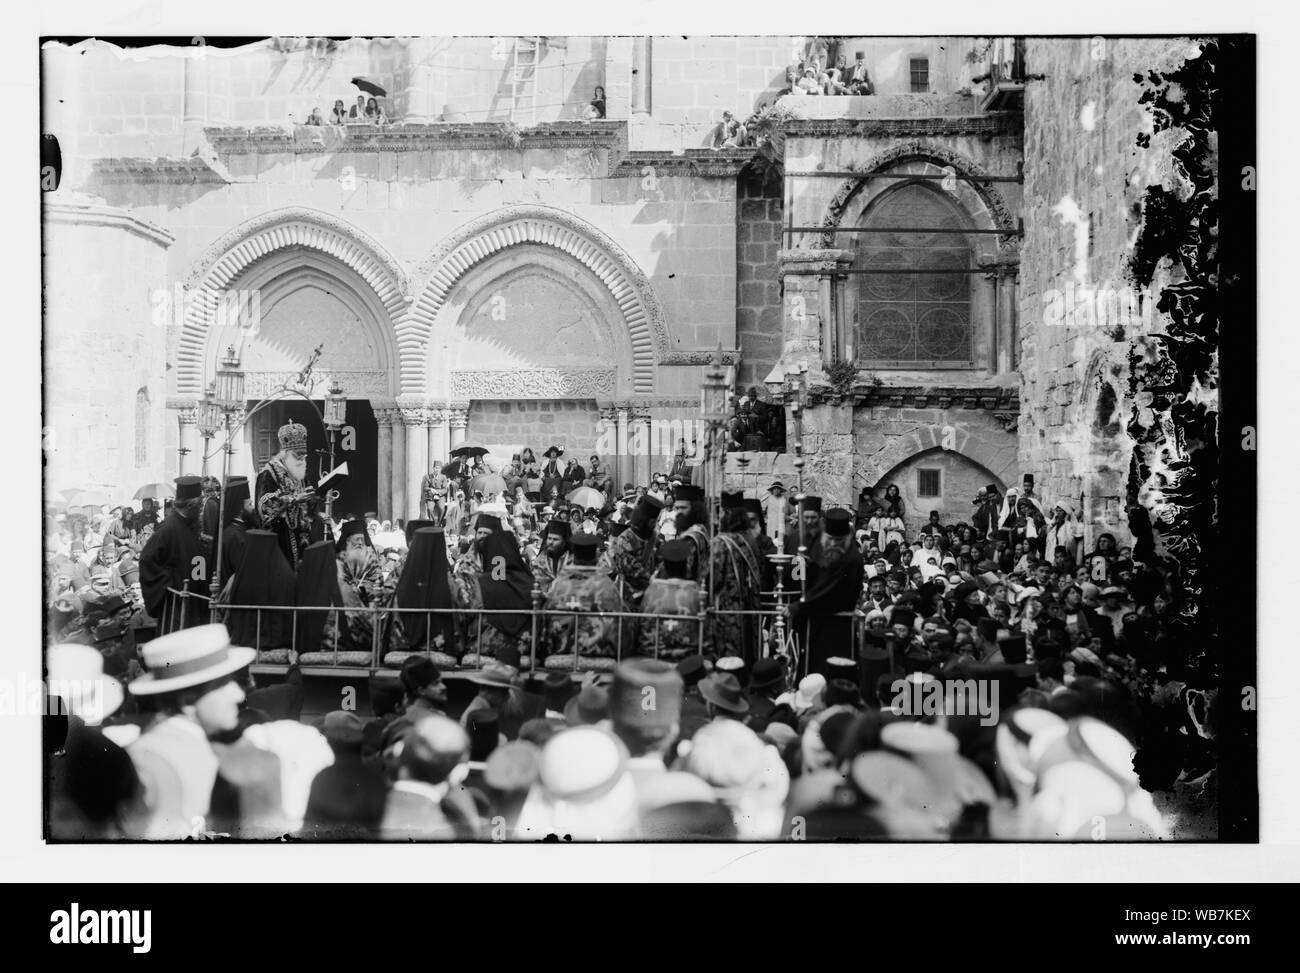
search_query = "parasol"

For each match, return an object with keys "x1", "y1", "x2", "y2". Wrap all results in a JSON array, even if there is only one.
[
  {"x1": 351, "y1": 76, "x2": 388, "y2": 98},
  {"x1": 133, "y1": 482, "x2": 176, "y2": 501},
  {"x1": 566, "y1": 486, "x2": 606, "y2": 511},
  {"x1": 450, "y1": 444, "x2": 489, "y2": 459},
  {"x1": 63, "y1": 489, "x2": 112, "y2": 509},
  {"x1": 471, "y1": 473, "x2": 507, "y2": 498}
]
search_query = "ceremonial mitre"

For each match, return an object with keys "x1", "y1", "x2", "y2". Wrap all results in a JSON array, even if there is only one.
[{"x1": 278, "y1": 421, "x2": 308, "y2": 451}]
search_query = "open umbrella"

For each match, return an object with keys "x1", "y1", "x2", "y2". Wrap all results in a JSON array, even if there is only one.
[
  {"x1": 471, "y1": 473, "x2": 508, "y2": 498},
  {"x1": 450, "y1": 444, "x2": 489, "y2": 459},
  {"x1": 133, "y1": 482, "x2": 175, "y2": 501},
  {"x1": 566, "y1": 486, "x2": 606, "y2": 511},
  {"x1": 63, "y1": 489, "x2": 112, "y2": 509},
  {"x1": 351, "y1": 76, "x2": 388, "y2": 98}
]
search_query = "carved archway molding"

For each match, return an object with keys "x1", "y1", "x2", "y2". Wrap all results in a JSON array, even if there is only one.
[
  {"x1": 410, "y1": 205, "x2": 669, "y2": 395},
  {"x1": 858, "y1": 422, "x2": 1017, "y2": 489},
  {"x1": 819, "y1": 141, "x2": 1019, "y2": 251},
  {"x1": 176, "y1": 207, "x2": 411, "y2": 397}
]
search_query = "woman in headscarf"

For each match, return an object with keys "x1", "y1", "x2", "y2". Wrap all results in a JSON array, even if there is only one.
[
  {"x1": 224, "y1": 529, "x2": 298, "y2": 651},
  {"x1": 452, "y1": 528, "x2": 535, "y2": 667},
  {"x1": 388, "y1": 526, "x2": 456, "y2": 656},
  {"x1": 335, "y1": 520, "x2": 393, "y2": 652},
  {"x1": 1083, "y1": 532, "x2": 1120, "y2": 585},
  {"x1": 881, "y1": 484, "x2": 906, "y2": 519}
]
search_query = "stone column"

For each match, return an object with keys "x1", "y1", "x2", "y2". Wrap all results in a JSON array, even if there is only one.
[
  {"x1": 778, "y1": 248, "x2": 856, "y2": 373},
  {"x1": 631, "y1": 37, "x2": 652, "y2": 115},
  {"x1": 402, "y1": 36, "x2": 437, "y2": 124},
  {"x1": 403, "y1": 408, "x2": 430, "y2": 523},
  {"x1": 182, "y1": 47, "x2": 210, "y2": 155},
  {"x1": 448, "y1": 405, "x2": 469, "y2": 450},
  {"x1": 375, "y1": 408, "x2": 394, "y2": 522},
  {"x1": 391, "y1": 412, "x2": 407, "y2": 526},
  {"x1": 615, "y1": 405, "x2": 630, "y2": 489},
  {"x1": 630, "y1": 406, "x2": 653, "y2": 487},
  {"x1": 426, "y1": 408, "x2": 447, "y2": 470},
  {"x1": 178, "y1": 407, "x2": 198, "y2": 477}
]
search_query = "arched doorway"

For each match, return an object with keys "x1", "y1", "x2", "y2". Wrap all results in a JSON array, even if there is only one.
[
  {"x1": 204, "y1": 254, "x2": 399, "y2": 519},
  {"x1": 876, "y1": 446, "x2": 1006, "y2": 530}
]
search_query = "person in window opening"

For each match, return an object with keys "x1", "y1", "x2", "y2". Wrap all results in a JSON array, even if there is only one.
[
  {"x1": 585, "y1": 86, "x2": 606, "y2": 120},
  {"x1": 365, "y1": 97, "x2": 387, "y2": 124},
  {"x1": 348, "y1": 94, "x2": 367, "y2": 121},
  {"x1": 329, "y1": 99, "x2": 348, "y2": 125},
  {"x1": 881, "y1": 484, "x2": 906, "y2": 519},
  {"x1": 306, "y1": 106, "x2": 325, "y2": 126}
]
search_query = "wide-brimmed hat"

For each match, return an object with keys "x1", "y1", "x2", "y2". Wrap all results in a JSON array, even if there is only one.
[
  {"x1": 749, "y1": 657, "x2": 784, "y2": 691},
  {"x1": 127, "y1": 623, "x2": 255, "y2": 696},
  {"x1": 543, "y1": 446, "x2": 564, "y2": 459},
  {"x1": 698, "y1": 673, "x2": 749, "y2": 714},
  {"x1": 47, "y1": 643, "x2": 125, "y2": 725},
  {"x1": 467, "y1": 660, "x2": 519, "y2": 689}
]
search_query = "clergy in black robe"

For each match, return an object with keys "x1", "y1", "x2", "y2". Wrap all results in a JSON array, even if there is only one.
[
  {"x1": 389, "y1": 527, "x2": 456, "y2": 654},
  {"x1": 790, "y1": 509, "x2": 864, "y2": 676},
  {"x1": 225, "y1": 529, "x2": 298, "y2": 650},
  {"x1": 212, "y1": 475, "x2": 257, "y2": 590},
  {"x1": 137, "y1": 476, "x2": 208, "y2": 633}
]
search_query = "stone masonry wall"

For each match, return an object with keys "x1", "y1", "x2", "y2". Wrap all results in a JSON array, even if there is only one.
[
  {"x1": 1018, "y1": 37, "x2": 1196, "y2": 544},
  {"x1": 467, "y1": 399, "x2": 601, "y2": 456},
  {"x1": 735, "y1": 170, "x2": 783, "y2": 390}
]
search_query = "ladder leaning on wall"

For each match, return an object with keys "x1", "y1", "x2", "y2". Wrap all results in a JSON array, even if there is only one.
[{"x1": 510, "y1": 37, "x2": 543, "y2": 125}]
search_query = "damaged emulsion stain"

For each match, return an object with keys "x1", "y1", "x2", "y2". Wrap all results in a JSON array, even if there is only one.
[{"x1": 1125, "y1": 39, "x2": 1222, "y2": 631}]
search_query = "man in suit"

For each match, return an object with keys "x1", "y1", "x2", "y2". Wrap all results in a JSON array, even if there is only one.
[
  {"x1": 380, "y1": 714, "x2": 486, "y2": 840},
  {"x1": 137, "y1": 476, "x2": 208, "y2": 632}
]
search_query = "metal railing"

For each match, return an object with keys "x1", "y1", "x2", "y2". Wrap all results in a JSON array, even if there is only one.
[{"x1": 159, "y1": 586, "x2": 890, "y2": 680}]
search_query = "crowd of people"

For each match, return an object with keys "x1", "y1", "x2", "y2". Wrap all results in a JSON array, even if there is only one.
[
  {"x1": 304, "y1": 93, "x2": 388, "y2": 127},
  {"x1": 44, "y1": 419, "x2": 1217, "y2": 841}
]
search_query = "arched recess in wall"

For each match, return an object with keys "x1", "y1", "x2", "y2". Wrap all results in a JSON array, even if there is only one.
[
  {"x1": 857, "y1": 421, "x2": 1018, "y2": 495},
  {"x1": 175, "y1": 208, "x2": 410, "y2": 399},
  {"x1": 1078, "y1": 348, "x2": 1131, "y2": 508},
  {"x1": 819, "y1": 142, "x2": 1018, "y2": 252},
  {"x1": 431, "y1": 245, "x2": 638, "y2": 400},
  {"x1": 410, "y1": 205, "x2": 670, "y2": 397},
  {"x1": 874, "y1": 445, "x2": 1007, "y2": 519}
]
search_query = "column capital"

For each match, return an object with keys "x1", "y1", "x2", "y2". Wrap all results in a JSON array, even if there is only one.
[
  {"x1": 447, "y1": 408, "x2": 470, "y2": 430},
  {"x1": 400, "y1": 407, "x2": 432, "y2": 426},
  {"x1": 177, "y1": 407, "x2": 198, "y2": 425}
]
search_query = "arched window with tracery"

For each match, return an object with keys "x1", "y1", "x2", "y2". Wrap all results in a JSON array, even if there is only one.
[
  {"x1": 134, "y1": 386, "x2": 149, "y2": 467},
  {"x1": 854, "y1": 181, "x2": 974, "y2": 366}
]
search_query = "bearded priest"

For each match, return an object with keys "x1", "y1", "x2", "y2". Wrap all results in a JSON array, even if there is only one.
[{"x1": 255, "y1": 420, "x2": 323, "y2": 570}]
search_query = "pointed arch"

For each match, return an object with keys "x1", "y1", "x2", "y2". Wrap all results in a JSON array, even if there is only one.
[
  {"x1": 819, "y1": 141, "x2": 1019, "y2": 252},
  {"x1": 410, "y1": 205, "x2": 669, "y2": 395},
  {"x1": 175, "y1": 208, "x2": 411, "y2": 397}
]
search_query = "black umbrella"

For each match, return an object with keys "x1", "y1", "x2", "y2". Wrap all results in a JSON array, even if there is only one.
[
  {"x1": 449, "y1": 444, "x2": 489, "y2": 459},
  {"x1": 351, "y1": 76, "x2": 388, "y2": 98}
]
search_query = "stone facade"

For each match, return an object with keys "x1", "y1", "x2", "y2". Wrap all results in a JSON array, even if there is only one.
[
  {"x1": 1017, "y1": 37, "x2": 1196, "y2": 546},
  {"x1": 43, "y1": 35, "x2": 1201, "y2": 532},
  {"x1": 43, "y1": 195, "x2": 173, "y2": 500}
]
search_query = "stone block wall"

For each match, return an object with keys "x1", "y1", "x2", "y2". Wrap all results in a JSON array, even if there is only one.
[
  {"x1": 1018, "y1": 37, "x2": 1196, "y2": 544},
  {"x1": 43, "y1": 198, "x2": 173, "y2": 502},
  {"x1": 735, "y1": 170, "x2": 783, "y2": 389},
  {"x1": 467, "y1": 399, "x2": 601, "y2": 454}
]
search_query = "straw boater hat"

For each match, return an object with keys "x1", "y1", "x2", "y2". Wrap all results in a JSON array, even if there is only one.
[
  {"x1": 127, "y1": 623, "x2": 256, "y2": 696},
  {"x1": 46, "y1": 643, "x2": 125, "y2": 726}
]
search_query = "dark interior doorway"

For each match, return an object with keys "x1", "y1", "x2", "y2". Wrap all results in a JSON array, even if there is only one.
[{"x1": 247, "y1": 399, "x2": 378, "y2": 520}]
